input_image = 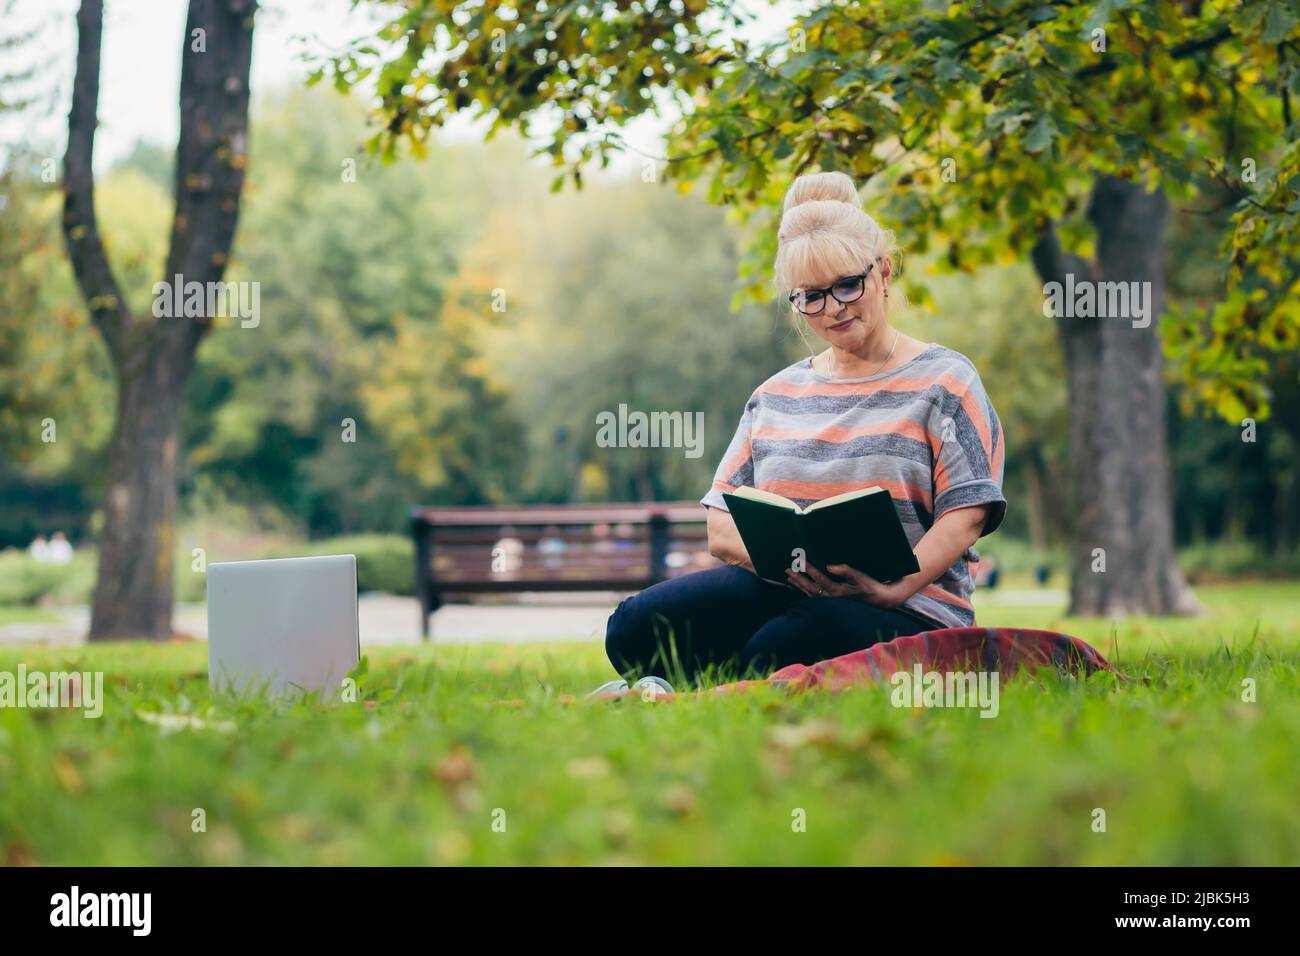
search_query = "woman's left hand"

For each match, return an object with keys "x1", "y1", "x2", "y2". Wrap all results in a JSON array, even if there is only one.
[{"x1": 785, "y1": 563, "x2": 914, "y2": 609}]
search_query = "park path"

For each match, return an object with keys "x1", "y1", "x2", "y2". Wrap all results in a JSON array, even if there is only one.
[
  {"x1": 0, "y1": 589, "x2": 1067, "y2": 648},
  {"x1": 0, "y1": 594, "x2": 620, "y2": 648}
]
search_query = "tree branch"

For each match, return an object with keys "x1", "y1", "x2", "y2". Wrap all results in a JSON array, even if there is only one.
[
  {"x1": 1030, "y1": 217, "x2": 1091, "y2": 287},
  {"x1": 1074, "y1": 26, "x2": 1233, "y2": 79},
  {"x1": 164, "y1": 0, "x2": 257, "y2": 357},
  {"x1": 61, "y1": 0, "x2": 128, "y2": 360}
]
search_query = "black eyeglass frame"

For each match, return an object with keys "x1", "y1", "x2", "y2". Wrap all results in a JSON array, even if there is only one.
[{"x1": 788, "y1": 257, "x2": 886, "y2": 316}]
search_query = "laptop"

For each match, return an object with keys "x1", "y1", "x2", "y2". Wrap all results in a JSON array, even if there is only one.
[{"x1": 207, "y1": 554, "x2": 360, "y2": 697}]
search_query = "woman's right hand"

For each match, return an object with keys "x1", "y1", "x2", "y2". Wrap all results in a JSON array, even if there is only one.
[{"x1": 705, "y1": 506, "x2": 755, "y2": 573}]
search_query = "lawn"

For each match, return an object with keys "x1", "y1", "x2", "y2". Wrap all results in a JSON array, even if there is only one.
[
  {"x1": 0, "y1": 606, "x2": 59, "y2": 627},
  {"x1": 1, "y1": 581, "x2": 1298, "y2": 866}
]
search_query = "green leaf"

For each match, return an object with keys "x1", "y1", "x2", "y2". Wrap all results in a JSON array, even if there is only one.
[
  {"x1": 934, "y1": 57, "x2": 962, "y2": 82},
  {"x1": 1083, "y1": 0, "x2": 1117, "y2": 36},
  {"x1": 1023, "y1": 114, "x2": 1056, "y2": 153},
  {"x1": 1263, "y1": 3, "x2": 1299, "y2": 43}
]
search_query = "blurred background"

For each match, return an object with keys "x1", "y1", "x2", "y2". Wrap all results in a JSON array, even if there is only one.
[{"x1": 2, "y1": 0, "x2": 1298, "y2": 643}]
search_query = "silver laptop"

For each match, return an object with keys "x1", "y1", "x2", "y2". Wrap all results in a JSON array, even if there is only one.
[{"x1": 207, "y1": 554, "x2": 360, "y2": 696}]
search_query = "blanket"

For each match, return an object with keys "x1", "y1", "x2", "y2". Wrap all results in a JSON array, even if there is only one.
[{"x1": 600, "y1": 627, "x2": 1125, "y2": 700}]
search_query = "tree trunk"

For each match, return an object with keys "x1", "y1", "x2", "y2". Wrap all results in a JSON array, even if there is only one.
[
  {"x1": 63, "y1": 0, "x2": 256, "y2": 640},
  {"x1": 1021, "y1": 444, "x2": 1049, "y2": 552},
  {"x1": 1032, "y1": 175, "x2": 1203, "y2": 617},
  {"x1": 1266, "y1": 353, "x2": 1300, "y2": 553},
  {"x1": 89, "y1": 352, "x2": 188, "y2": 639}
]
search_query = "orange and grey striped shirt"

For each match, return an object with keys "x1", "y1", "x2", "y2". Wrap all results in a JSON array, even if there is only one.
[{"x1": 702, "y1": 344, "x2": 1006, "y2": 629}]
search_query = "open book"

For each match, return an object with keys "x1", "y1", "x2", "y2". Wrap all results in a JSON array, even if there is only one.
[{"x1": 721, "y1": 485, "x2": 921, "y2": 587}]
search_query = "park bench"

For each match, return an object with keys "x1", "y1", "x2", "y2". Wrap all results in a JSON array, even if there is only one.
[{"x1": 410, "y1": 502, "x2": 717, "y2": 638}]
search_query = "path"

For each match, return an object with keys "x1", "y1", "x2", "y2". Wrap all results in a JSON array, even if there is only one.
[
  {"x1": 0, "y1": 594, "x2": 621, "y2": 647},
  {"x1": 0, "y1": 588, "x2": 1068, "y2": 648}
]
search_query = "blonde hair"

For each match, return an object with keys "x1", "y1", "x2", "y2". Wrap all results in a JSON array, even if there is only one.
[{"x1": 774, "y1": 171, "x2": 904, "y2": 313}]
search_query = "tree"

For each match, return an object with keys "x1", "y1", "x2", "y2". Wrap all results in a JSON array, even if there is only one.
[
  {"x1": 187, "y1": 89, "x2": 526, "y2": 529},
  {"x1": 913, "y1": 264, "x2": 1070, "y2": 551},
  {"x1": 473, "y1": 176, "x2": 798, "y2": 504},
  {"x1": 360, "y1": 210, "x2": 529, "y2": 504},
  {"x1": 323, "y1": 0, "x2": 1299, "y2": 616},
  {"x1": 61, "y1": 0, "x2": 256, "y2": 640}
]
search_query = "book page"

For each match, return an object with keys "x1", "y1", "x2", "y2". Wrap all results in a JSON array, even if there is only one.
[
  {"x1": 730, "y1": 486, "x2": 799, "y2": 511},
  {"x1": 804, "y1": 485, "x2": 883, "y2": 513}
]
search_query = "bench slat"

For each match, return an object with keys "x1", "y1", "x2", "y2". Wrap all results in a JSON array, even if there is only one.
[
  {"x1": 412, "y1": 502, "x2": 705, "y2": 526},
  {"x1": 412, "y1": 500, "x2": 718, "y2": 638}
]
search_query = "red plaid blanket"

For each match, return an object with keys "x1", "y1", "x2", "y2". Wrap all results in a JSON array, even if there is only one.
[{"x1": 601, "y1": 627, "x2": 1124, "y2": 700}]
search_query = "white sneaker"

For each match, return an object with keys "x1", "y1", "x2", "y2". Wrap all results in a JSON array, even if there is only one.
[
  {"x1": 631, "y1": 676, "x2": 675, "y2": 697},
  {"x1": 587, "y1": 679, "x2": 629, "y2": 698}
]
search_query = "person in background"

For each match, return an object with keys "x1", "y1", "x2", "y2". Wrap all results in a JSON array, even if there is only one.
[
  {"x1": 28, "y1": 535, "x2": 50, "y2": 563},
  {"x1": 974, "y1": 555, "x2": 999, "y2": 589},
  {"x1": 47, "y1": 531, "x2": 74, "y2": 565},
  {"x1": 491, "y1": 535, "x2": 524, "y2": 577},
  {"x1": 538, "y1": 526, "x2": 567, "y2": 570}
]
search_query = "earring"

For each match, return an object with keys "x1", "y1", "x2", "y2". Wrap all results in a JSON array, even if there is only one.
[{"x1": 884, "y1": 286, "x2": 890, "y2": 299}]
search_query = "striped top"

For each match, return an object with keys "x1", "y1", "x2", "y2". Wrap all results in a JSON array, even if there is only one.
[{"x1": 702, "y1": 344, "x2": 1006, "y2": 629}]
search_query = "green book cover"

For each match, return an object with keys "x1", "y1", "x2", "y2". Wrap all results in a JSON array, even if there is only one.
[{"x1": 721, "y1": 486, "x2": 921, "y2": 587}]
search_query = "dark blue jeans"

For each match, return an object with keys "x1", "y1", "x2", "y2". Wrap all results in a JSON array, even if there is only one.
[{"x1": 605, "y1": 565, "x2": 934, "y2": 685}]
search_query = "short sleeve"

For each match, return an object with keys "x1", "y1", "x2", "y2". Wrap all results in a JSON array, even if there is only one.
[
  {"x1": 929, "y1": 368, "x2": 1006, "y2": 536},
  {"x1": 700, "y1": 391, "x2": 757, "y2": 511}
]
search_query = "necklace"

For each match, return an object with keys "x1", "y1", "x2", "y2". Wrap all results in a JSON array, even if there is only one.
[{"x1": 822, "y1": 328, "x2": 901, "y2": 380}]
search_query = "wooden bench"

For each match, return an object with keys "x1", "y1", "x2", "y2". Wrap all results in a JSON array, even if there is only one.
[{"x1": 410, "y1": 502, "x2": 718, "y2": 638}]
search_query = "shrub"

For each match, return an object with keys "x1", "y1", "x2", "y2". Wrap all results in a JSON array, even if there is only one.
[
  {"x1": 258, "y1": 534, "x2": 414, "y2": 595},
  {"x1": 1177, "y1": 539, "x2": 1300, "y2": 583},
  {"x1": 0, "y1": 550, "x2": 96, "y2": 606},
  {"x1": 0, "y1": 533, "x2": 417, "y2": 609}
]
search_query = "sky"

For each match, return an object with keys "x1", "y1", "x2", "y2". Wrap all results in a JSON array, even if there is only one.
[{"x1": 5, "y1": 0, "x2": 804, "y2": 178}]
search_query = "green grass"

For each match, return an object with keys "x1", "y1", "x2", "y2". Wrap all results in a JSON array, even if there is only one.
[
  {"x1": 1, "y1": 581, "x2": 1298, "y2": 865},
  {"x1": 0, "y1": 606, "x2": 60, "y2": 627}
]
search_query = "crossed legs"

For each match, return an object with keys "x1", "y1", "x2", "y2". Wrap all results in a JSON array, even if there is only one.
[{"x1": 604, "y1": 565, "x2": 928, "y2": 684}]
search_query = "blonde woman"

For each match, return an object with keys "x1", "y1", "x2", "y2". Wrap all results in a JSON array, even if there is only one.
[{"x1": 601, "y1": 171, "x2": 1006, "y2": 691}]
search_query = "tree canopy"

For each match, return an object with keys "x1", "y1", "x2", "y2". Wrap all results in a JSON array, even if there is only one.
[{"x1": 321, "y1": 0, "x2": 1300, "y2": 421}]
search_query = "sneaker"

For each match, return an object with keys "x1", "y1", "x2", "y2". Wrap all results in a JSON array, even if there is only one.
[
  {"x1": 631, "y1": 676, "x2": 675, "y2": 698},
  {"x1": 587, "y1": 678, "x2": 629, "y2": 698}
]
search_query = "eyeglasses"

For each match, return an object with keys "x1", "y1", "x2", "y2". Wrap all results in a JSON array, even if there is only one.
[{"x1": 788, "y1": 260, "x2": 881, "y2": 316}]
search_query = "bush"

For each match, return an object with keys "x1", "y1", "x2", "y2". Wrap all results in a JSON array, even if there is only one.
[
  {"x1": 19, "y1": 532, "x2": 1291, "y2": 608},
  {"x1": 175, "y1": 558, "x2": 210, "y2": 603},
  {"x1": 0, "y1": 534, "x2": 417, "y2": 609},
  {"x1": 0, "y1": 550, "x2": 96, "y2": 606},
  {"x1": 972, "y1": 537, "x2": 1067, "y2": 578},
  {"x1": 970, "y1": 537, "x2": 1300, "y2": 586},
  {"x1": 1177, "y1": 539, "x2": 1300, "y2": 583},
  {"x1": 258, "y1": 534, "x2": 414, "y2": 595}
]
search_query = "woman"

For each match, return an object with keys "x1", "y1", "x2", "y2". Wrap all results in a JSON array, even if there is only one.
[{"x1": 600, "y1": 171, "x2": 1006, "y2": 692}]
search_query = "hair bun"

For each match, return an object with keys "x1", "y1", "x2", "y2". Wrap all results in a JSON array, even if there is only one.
[
  {"x1": 773, "y1": 171, "x2": 902, "y2": 309},
  {"x1": 782, "y1": 171, "x2": 862, "y2": 215}
]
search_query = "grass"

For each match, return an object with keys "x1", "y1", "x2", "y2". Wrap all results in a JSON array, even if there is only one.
[
  {"x1": 1, "y1": 580, "x2": 1298, "y2": 865},
  {"x1": 0, "y1": 606, "x2": 60, "y2": 627}
]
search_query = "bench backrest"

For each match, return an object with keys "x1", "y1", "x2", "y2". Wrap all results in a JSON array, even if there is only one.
[{"x1": 412, "y1": 502, "x2": 713, "y2": 589}]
